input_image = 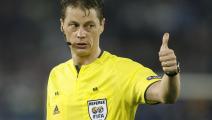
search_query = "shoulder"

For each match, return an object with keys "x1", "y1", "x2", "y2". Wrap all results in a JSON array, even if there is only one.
[
  {"x1": 105, "y1": 51, "x2": 147, "y2": 72},
  {"x1": 49, "y1": 59, "x2": 73, "y2": 74},
  {"x1": 109, "y1": 52, "x2": 144, "y2": 68}
]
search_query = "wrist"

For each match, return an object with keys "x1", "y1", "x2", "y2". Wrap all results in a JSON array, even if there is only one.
[{"x1": 165, "y1": 62, "x2": 180, "y2": 77}]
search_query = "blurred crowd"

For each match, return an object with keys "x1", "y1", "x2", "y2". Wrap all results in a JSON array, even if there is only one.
[{"x1": 0, "y1": 0, "x2": 212, "y2": 119}]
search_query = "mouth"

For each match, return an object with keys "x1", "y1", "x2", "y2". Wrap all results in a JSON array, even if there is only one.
[{"x1": 74, "y1": 43, "x2": 88, "y2": 49}]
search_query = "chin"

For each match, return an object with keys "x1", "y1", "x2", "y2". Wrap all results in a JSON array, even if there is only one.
[{"x1": 74, "y1": 49, "x2": 91, "y2": 57}]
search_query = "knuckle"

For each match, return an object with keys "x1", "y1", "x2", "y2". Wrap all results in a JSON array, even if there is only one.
[
  {"x1": 159, "y1": 57, "x2": 164, "y2": 62},
  {"x1": 171, "y1": 55, "x2": 176, "y2": 60},
  {"x1": 173, "y1": 55, "x2": 176, "y2": 59},
  {"x1": 161, "y1": 62, "x2": 165, "y2": 66},
  {"x1": 163, "y1": 67, "x2": 167, "y2": 72}
]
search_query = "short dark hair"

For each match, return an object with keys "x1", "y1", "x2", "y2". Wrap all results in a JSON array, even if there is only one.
[{"x1": 60, "y1": 0, "x2": 104, "y2": 22}]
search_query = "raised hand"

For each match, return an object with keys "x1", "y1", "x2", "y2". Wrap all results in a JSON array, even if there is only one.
[{"x1": 159, "y1": 33, "x2": 178, "y2": 76}]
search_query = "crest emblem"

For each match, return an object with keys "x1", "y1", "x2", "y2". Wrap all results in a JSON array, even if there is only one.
[
  {"x1": 88, "y1": 99, "x2": 107, "y2": 120},
  {"x1": 147, "y1": 75, "x2": 162, "y2": 80}
]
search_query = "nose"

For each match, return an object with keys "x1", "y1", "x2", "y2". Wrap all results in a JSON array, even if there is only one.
[{"x1": 76, "y1": 27, "x2": 86, "y2": 39}]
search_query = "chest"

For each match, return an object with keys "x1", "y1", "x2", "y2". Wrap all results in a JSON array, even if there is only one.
[{"x1": 49, "y1": 67, "x2": 127, "y2": 120}]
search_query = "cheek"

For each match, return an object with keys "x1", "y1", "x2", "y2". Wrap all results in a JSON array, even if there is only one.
[
  {"x1": 90, "y1": 32, "x2": 100, "y2": 44},
  {"x1": 93, "y1": 29, "x2": 101, "y2": 39},
  {"x1": 65, "y1": 30, "x2": 75, "y2": 41}
]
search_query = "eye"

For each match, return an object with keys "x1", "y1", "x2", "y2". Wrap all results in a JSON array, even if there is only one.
[
  {"x1": 89, "y1": 24, "x2": 95, "y2": 28},
  {"x1": 69, "y1": 23, "x2": 79, "y2": 28}
]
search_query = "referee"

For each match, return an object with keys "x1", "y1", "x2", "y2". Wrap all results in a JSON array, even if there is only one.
[{"x1": 46, "y1": 0, "x2": 181, "y2": 120}]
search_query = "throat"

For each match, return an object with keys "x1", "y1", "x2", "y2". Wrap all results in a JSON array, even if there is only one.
[{"x1": 72, "y1": 49, "x2": 103, "y2": 66}]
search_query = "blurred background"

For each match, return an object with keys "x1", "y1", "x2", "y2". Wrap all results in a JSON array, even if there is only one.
[{"x1": 0, "y1": 0, "x2": 212, "y2": 120}]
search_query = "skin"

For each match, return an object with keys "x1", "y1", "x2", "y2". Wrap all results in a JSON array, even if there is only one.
[
  {"x1": 60, "y1": 6, "x2": 180, "y2": 103},
  {"x1": 60, "y1": 6, "x2": 105, "y2": 66},
  {"x1": 146, "y1": 33, "x2": 181, "y2": 103}
]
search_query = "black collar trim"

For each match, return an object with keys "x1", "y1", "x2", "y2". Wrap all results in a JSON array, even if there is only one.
[{"x1": 75, "y1": 50, "x2": 103, "y2": 73}]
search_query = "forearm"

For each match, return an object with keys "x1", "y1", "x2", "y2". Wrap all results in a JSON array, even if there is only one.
[
  {"x1": 146, "y1": 33, "x2": 181, "y2": 104},
  {"x1": 159, "y1": 73, "x2": 181, "y2": 103}
]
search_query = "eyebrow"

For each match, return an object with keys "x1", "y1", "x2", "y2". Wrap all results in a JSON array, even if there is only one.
[
  {"x1": 68, "y1": 20, "x2": 96, "y2": 25},
  {"x1": 68, "y1": 21, "x2": 79, "y2": 24},
  {"x1": 84, "y1": 21, "x2": 96, "y2": 25}
]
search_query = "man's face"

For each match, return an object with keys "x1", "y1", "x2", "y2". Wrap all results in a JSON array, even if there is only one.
[{"x1": 61, "y1": 6, "x2": 105, "y2": 56}]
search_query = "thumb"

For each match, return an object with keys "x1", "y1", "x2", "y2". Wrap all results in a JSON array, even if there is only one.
[{"x1": 160, "y1": 32, "x2": 169, "y2": 51}]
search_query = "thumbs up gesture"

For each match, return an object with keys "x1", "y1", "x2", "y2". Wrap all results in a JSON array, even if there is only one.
[{"x1": 159, "y1": 33, "x2": 179, "y2": 76}]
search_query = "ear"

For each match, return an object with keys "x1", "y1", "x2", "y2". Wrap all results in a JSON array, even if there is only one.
[
  {"x1": 60, "y1": 18, "x2": 64, "y2": 32},
  {"x1": 100, "y1": 18, "x2": 105, "y2": 34},
  {"x1": 60, "y1": 18, "x2": 67, "y2": 41}
]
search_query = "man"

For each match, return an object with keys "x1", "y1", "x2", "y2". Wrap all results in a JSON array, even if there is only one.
[{"x1": 46, "y1": 0, "x2": 180, "y2": 120}]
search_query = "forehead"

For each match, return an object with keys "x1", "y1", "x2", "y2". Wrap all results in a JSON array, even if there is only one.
[{"x1": 64, "y1": 6, "x2": 99, "y2": 23}]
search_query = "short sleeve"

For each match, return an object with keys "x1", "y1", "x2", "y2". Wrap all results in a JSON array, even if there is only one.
[{"x1": 132, "y1": 66, "x2": 161, "y2": 104}]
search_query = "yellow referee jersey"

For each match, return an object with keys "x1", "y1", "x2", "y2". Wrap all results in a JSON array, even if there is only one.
[{"x1": 46, "y1": 51, "x2": 161, "y2": 120}]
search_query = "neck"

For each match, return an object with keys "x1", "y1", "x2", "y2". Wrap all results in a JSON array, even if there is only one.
[{"x1": 72, "y1": 48, "x2": 101, "y2": 66}]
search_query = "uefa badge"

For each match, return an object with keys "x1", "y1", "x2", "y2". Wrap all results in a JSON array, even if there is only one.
[{"x1": 88, "y1": 99, "x2": 108, "y2": 120}]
